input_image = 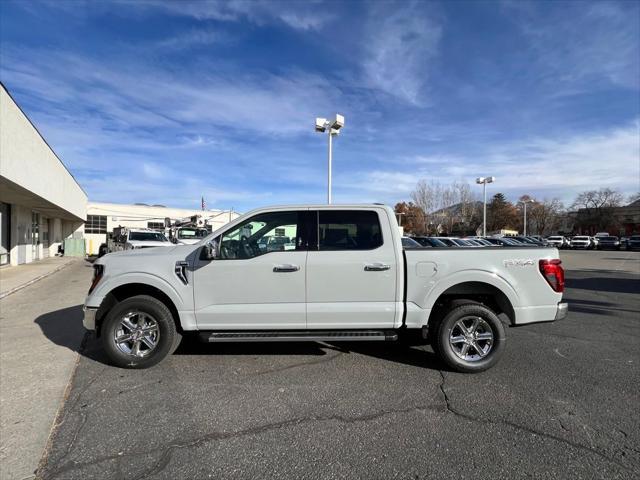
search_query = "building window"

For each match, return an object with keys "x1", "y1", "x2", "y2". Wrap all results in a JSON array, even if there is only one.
[
  {"x1": 147, "y1": 222, "x2": 165, "y2": 230},
  {"x1": 85, "y1": 215, "x2": 107, "y2": 234}
]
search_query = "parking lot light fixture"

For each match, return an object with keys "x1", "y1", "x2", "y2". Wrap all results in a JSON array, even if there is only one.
[
  {"x1": 520, "y1": 198, "x2": 535, "y2": 236},
  {"x1": 315, "y1": 114, "x2": 344, "y2": 204},
  {"x1": 476, "y1": 176, "x2": 495, "y2": 237}
]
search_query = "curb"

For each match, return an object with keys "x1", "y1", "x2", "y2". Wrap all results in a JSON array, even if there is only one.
[{"x1": 0, "y1": 259, "x2": 76, "y2": 300}]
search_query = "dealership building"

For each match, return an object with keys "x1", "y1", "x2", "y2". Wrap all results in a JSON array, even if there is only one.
[
  {"x1": 84, "y1": 202, "x2": 239, "y2": 255},
  {"x1": 0, "y1": 84, "x2": 87, "y2": 266}
]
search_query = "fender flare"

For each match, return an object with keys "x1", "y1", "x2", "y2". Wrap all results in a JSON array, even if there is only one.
[
  {"x1": 421, "y1": 269, "x2": 520, "y2": 313},
  {"x1": 92, "y1": 272, "x2": 186, "y2": 311}
]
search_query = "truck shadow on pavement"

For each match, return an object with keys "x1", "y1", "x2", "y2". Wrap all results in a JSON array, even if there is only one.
[
  {"x1": 565, "y1": 275, "x2": 640, "y2": 295},
  {"x1": 35, "y1": 304, "x2": 447, "y2": 371}
]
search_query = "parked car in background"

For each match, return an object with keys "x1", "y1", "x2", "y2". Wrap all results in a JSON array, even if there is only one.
[
  {"x1": 450, "y1": 238, "x2": 478, "y2": 247},
  {"x1": 433, "y1": 237, "x2": 457, "y2": 247},
  {"x1": 258, "y1": 235, "x2": 296, "y2": 252},
  {"x1": 570, "y1": 236, "x2": 594, "y2": 249},
  {"x1": 106, "y1": 227, "x2": 173, "y2": 253},
  {"x1": 529, "y1": 235, "x2": 548, "y2": 246},
  {"x1": 174, "y1": 227, "x2": 210, "y2": 245},
  {"x1": 511, "y1": 236, "x2": 543, "y2": 246},
  {"x1": 594, "y1": 232, "x2": 610, "y2": 238},
  {"x1": 596, "y1": 236, "x2": 621, "y2": 250},
  {"x1": 484, "y1": 237, "x2": 518, "y2": 247},
  {"x1": 627, "y1": 235, "x2": 640, "y2": 251},
  {"x1": 401, "y1": 236, "x2": 422, "y2": 248},
  {"x1": 546, "y1": 236, "x2": 570, "y2": 249},
  {"x1": 410, "y1": 236, "x2": 448, "y2": 248}
]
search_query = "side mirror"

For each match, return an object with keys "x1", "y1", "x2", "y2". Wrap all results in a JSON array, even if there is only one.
[{"x1": 203, "y1": 239, "x2": 219, "y2": 260}]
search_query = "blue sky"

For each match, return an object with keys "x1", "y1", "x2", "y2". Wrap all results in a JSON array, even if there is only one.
[{"x1": 1, "y1": 0, "x2": 638, "y2": 212}]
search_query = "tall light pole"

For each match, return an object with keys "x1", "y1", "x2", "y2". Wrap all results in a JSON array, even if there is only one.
[
  {"x1": 315, "y1": 114, "x2": 345, "y2": 204},
  {"x1": 520, "y1": 198, "x2": 535, "y2": 235},
  {"x1": 476, "y1": 176, "x2": 495, "y2": 236}
]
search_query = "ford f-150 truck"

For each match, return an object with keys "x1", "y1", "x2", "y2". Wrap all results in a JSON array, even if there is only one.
[{"x1": 84, "y1": 205, "x2": 567, "y2": 372}]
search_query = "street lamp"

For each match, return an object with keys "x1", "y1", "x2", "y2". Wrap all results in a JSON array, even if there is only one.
[
  {"x1": 519, "y1": 198, "x2": 535, "y2": 236},
  {"x1": 475, "y1": 176, "x2": 495, "y2": 237},
  {"x1": 315, "y1": 114, "x2": 345, "y2": 204}
]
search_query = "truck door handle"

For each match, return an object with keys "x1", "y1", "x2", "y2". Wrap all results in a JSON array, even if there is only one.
[
  {"x1": 273, "y1": 264, "x2": 300, "y2": 272},
  {"x1": 364, "y1": 263, "x2": 391, "y2": 271}
]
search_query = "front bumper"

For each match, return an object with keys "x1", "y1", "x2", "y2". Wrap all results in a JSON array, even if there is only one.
[
  {"x1": 555, "y1": 302, "x2": 569, "y2": 321},
  {"x1": 83, "y1": 306, "x2": 97, "y2": 330}
]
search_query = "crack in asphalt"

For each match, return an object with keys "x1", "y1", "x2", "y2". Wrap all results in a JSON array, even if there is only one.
[
  {"x1": 41, "y1": 368, "x2": 638, "y2": 479},
  {"x1": 436, "y1": 371, "x2": 636, "y2": 474},
  {"x1": 42, "y1": 403, "x2": 444, "y2": 479}
]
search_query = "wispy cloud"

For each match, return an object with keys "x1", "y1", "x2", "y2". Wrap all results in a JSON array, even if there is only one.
[
  {"x1": 361, "y1": 1, "x2": 442, "y2": 105},
  {"x1": 134, "y1": 0, "x2": 334, "y2": 31},
  {"x1": 155, "y1": 29, "x2": 224, "y2": 50},
  {"x1": 337, "y1": 121, "x2": 640, "y2": 205},
  {"x1": 509, "y1": 1, "x2": 639, "y2": 91}
]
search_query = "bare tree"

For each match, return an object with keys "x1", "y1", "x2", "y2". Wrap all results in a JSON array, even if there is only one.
[
  {"x1": 571, "y1": 188, "x2": 624, "y2": 233},
  {"x1": 528, "y1": 198, "x2": 564, "y2": 235},
  {"x1": 409, "y1": 179, "x2": 479, "y2": 234}
]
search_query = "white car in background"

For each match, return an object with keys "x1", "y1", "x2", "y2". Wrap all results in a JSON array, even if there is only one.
[
  {"x1": 570, "y1": 236, "x2": 594, "y2": 249},
  {"x1": 546, "y1": 236, "x2": 569, "y2": 249},
  {"x1": 174, "y1": 227, "x2": 210, "y2": 245}
]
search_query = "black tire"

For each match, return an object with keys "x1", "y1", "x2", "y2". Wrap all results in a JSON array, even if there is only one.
[
  {"x1": 433, "y1": 302, "x2": 506, "y2": 373},
  {"x1": 101, "y1": 295, "x2": 179, "y2": 369}
]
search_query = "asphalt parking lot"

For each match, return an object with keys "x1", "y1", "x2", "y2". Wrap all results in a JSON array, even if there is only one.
[{"x1": 25, "y1": 251, "x2": 640, "y2": 479}]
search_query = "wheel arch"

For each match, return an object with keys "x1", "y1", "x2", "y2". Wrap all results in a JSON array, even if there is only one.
[
  {"x1": 95, "y1": 283, "x2": 182, "y2": 337},
  {"x1": 427, "y1": 280, "x2": 517, "y2": 327}
]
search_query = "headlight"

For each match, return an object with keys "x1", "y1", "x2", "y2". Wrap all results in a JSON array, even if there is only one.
[{"x1": 89, "y1": 264, "x2": 104, "y2": 294}]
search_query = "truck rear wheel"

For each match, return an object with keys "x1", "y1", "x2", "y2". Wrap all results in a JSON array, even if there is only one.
[
  {"x1": 434, "y1": 302, "x2": 505, "y2": 373},
  {"x1": 101, "y1": 295, "x2": 179, "y2": 369}
]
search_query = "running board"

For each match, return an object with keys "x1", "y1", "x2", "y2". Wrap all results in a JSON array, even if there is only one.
[{"x1": 200, "y1": 330, "x2": 398, "y2": 343}]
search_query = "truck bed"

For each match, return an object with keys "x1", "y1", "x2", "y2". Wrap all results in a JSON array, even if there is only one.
[{"x1": 402, "y1": 246, "x2": 563, "y2": 328}]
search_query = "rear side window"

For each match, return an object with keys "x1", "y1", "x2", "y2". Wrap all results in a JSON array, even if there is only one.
[{"x1": 317, "y1": 210, "x2": 383, "y2": 251}]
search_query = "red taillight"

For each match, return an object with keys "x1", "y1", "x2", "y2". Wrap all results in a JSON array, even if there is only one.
[{"x1": 539, "y1": 259, "x2": 564, "y2": 293}]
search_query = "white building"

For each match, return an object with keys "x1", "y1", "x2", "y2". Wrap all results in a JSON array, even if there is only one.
[
  {"x1": 84, "y1": 202, "x2": 240, "y2": 255},
  {"x1": 0, "y1": 83, "x2": 87, "y2": 266}
]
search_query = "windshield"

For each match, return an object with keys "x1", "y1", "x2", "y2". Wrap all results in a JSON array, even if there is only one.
[
  {"x1": 177, "y1": 228, "x2": 209, "y2": 239},
  {"x1": 600, "y1": 236, "x2": 618, "y2": 241},
  {"x1": 574, "y1": 236, "x2": 589, "y2": 240},
  {"x1": 129, "y1": 232, "x2": 168, "y2": 242},
  {"x1": 548, "y1": 236, "x2": 562, "y2": 240}
]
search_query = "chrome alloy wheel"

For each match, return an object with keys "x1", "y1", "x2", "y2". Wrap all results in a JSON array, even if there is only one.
[
  {"x1": 113, "y1": 311, "x2": 160, "y2": 358},
  {"x1": 449, "y1": 316, "x2": 494, "y2": 362}
]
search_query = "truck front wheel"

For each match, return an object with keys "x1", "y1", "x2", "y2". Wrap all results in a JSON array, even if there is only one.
[
  {"x1": 434, "y1": 303, "x2": 506, "y2": 373},
  {"x1": 101, "y1": 295, "x2": 179, "y2": 369}
]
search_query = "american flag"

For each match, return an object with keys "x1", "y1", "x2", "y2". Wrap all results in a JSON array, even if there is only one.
[{"x1": 201, "y1": 196, "x2": 206, "y2": 211}]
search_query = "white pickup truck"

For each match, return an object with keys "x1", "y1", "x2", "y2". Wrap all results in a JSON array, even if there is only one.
[{"x1": 84, "y1": 205, "x2": 567, "y2": 372}]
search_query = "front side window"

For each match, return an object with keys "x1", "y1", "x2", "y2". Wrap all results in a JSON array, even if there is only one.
[
  {"x1": 219, "y1": 211, "x2": 305, "y2": 259},
  {"x1": 317, "y1": 210, "x2": 382, "y2": 251}
]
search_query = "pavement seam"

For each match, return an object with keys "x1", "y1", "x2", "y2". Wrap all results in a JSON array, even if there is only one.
[
  {"x1": 34, "y1": 332, "x2": 88, "y2": 480},
  {"x1": 0, "y1": 259, "x2": 76, "y2": 300}
]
